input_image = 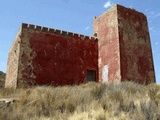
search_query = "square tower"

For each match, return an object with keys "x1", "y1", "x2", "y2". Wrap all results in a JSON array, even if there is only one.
[{"x1": 94, "y1": 4, "x2": 156, "y2": 84}]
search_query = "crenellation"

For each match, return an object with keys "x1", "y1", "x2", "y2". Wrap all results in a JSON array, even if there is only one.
[
  {"x1": 49, "y1": 28, "x2": 55, "y2": 33},
  {"x1": 54, "y1": 29, "x2": 61, "y2": 34},
  {"x1": 42, "y1": 27, "x2": 48, "y2": 32},
  {"x1": 36, "y1": 25, "x2": 42, "y2": 31},
  {"x1": 21, "y1": 23, "x2": 95, "y2": 40},
  {"x1": 79, "y1": 34, "x2": 85, "y2": 39},
  {"x1": 28, "y1": 24, "x2": 35, "y2": 29},
  {"x1": 68, "y1": 32, "x2": 74, "y2": 36},
  {"x1": 85, "y1": 36, "x2": 89, "y2": 40},
  {"x1": 22, "y1": 23, "x2": 28, "y2": 29},
  {"x1": 61, "y1": 30, "x2": 68, "y2": 35},
  {"x1": 73, "y1": 33, "x2": 79, "y2": 38}
]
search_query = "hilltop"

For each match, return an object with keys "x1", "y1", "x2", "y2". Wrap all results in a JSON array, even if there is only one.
[{"x1": 0, "y1": 82, "x2": 160, "y2": 120}]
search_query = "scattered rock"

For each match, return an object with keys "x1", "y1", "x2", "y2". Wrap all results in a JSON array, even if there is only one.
[{"x1": 0, "y1": 98, "x2": 19, "y2": 110}]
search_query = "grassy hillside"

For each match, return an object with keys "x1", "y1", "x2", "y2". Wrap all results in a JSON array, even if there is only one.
[{"x1": 0, "y1": 82, "x2": 160, "y2": 120}]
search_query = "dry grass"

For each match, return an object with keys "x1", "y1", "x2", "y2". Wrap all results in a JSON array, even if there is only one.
[{"x1": 0, "y1": 81, "x2": 160, "y2": 120}]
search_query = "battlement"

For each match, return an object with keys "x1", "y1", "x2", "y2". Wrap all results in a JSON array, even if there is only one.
[{"x1": 21, "y1": 23, "x2": 97, "y2": 40}]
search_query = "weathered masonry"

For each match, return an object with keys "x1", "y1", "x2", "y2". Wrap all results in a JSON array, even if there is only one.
[
  {"x1": 5, "y1": 24, "x2": 98, "y2": 88},
  {"x1": 94, "y1": 4, "x2": 155, "y2": 84},
  {"x1": 5, "y1": 4, "x2": 156, "y2": 88}
]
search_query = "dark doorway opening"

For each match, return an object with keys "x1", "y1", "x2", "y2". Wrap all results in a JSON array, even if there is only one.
[{"x1": 87, "y1": 70, "x2": 96, "y2": 82}]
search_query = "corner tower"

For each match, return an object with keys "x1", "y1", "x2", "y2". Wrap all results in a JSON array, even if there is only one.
[{"x1": 94, "y1": 4, "x2": 156, "y2": 84}]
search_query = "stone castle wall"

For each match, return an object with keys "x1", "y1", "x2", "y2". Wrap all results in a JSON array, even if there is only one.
[
  {"x1": 117, "y1": 5, "x2": 155, "y2": 84},
  {"x1": 94, "y1": 5, "x2": 120, "y2": 83},
  {"x1": 7, "y1": 23, "x2": 98, "y2": 87},
  {"x1": 5, "y1": 29, "x2": 21, "y2": 88},
  {"x1": 93, "y1": 4, "x2": 155, "y2": 84}
]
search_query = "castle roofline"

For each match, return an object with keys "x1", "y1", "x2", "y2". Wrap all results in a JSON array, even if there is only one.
[
  {"x1": 21, "y1": 23, "x2": 98, "y2": 40},
  {"x1": 94, "y1": 4, "x2": 146, "y2": 21},
  {"x1": 115, "y1": 4, "x2": 145, "y2": 15}
]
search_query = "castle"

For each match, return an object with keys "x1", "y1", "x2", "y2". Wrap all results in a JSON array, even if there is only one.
[{"x1": 5, "y1": 4, "x2": 156, "y2": 88}]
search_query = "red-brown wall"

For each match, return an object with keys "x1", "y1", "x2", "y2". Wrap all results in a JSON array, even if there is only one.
[
  {"x1": 94, "y1": 4, "x2": 155, "y2": 84},
  {"x1": 117, "y1": 5, "x2": 155, "y2": 84},
  {"x1": 94, "y1": 5, "x2": 120, "y2": 83},
  {"x1": 17, "y1": 24, "x2": 98, "y2": 87}
]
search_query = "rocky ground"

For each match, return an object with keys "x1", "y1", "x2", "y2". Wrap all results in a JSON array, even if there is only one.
[{"x1": 0, "y1": 98, "x2": 19, "y2": 110}]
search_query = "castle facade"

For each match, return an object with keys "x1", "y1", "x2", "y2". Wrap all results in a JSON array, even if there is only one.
[{"x1": 5, "y1": 4, "x2": 155, "y2": 88}]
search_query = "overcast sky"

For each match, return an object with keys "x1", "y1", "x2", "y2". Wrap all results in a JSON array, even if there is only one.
[{"x1": 0, "y1": 0, "x2": 159, "y2": 83}]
